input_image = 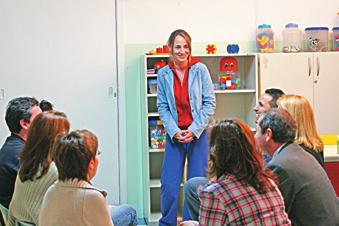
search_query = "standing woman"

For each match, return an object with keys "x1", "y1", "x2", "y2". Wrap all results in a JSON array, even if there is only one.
[
  {"x1": 8, "y1": 111, "x2": 70, "y2": 225},
  {"x1": 157, "y1": 29, "x2": 216, "y2": 225},
  {"x1": 278, "y1": 94, "x2": 324, "y2": 167}
]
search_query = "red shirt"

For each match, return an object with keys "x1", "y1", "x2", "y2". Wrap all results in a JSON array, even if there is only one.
[{"x1": 169, "y1": 57, "x2": 201, "y2": 129}]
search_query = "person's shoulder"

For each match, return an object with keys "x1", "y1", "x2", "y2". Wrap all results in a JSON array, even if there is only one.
[
  {"x1": 191, "y1": 62, "x2": 207, "y2": 71},
  {"x1": 83, "y1": 185, "x2": 107, "y2": 199},
  {"x1": 158, "y1": 65, "x2": 171, "y2": 76}
]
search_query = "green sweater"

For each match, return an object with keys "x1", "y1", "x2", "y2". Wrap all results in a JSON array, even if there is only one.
[{"x1": 8, "y1": 162, "x2": 58, "y2": 226}]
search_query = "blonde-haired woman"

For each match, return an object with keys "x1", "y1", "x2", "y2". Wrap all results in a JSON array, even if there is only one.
[{"x1": 278, "y1": 94, "x2": 324, "y2": 167}]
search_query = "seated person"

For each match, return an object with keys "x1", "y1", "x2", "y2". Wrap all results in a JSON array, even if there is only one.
[
  {"x1": 39, "y1": 129, "x2": 137, "y2": 226},
  {"x1": 278, "y1": 94, "x2": 324, "y2": 167},
  {"x1": 181, "y1": 119, "x2": 290, "y2": 225},
  {"x1": 255, "y1": 109, "x2": 339, "y2": 225},
  {"x1": 185, "y1": 109, "x2": 339, "y2": 225},
  {"x1": 8, "y1": 111, "x2": 70, "y2": 226},
  {"x1": 0, "y1": 97, "x2": 41, "y2": 208}
]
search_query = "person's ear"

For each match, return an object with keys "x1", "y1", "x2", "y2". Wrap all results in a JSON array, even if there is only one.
[
  {"x1": 88, "y1": 158, "x2": 95, "y2": 170},
  {"x1": 265, "y1": 128, "x2": 273, "y2": 142},
  {"x1": 19, "y1": 119, "x2": 30, "y2": 131}
]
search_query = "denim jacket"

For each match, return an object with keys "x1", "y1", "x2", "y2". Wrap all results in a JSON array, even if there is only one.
[{"x1": 157, "y1": 62, "x2": 216, "y2": 140}]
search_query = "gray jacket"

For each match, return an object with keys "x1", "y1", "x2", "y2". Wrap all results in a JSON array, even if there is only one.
[{"x1": 266, "y1": 143, "x2": 339, "y2": 226}]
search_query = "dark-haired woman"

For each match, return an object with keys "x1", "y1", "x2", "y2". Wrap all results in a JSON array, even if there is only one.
[
  {"x1": 181, "y1": 119, "x2": 290, "y2": 225},
  {"x1": 157, "y1": 29, "x2": 215, "y2": 225},
  {"x1": 8, "y1": 111, "x2": 70, "y2": 226}
]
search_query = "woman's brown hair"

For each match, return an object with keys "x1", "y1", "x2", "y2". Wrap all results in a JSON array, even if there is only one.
[
  {"x1": 19, "y1": 111, "x2": 70, "y2": 182},
  {"x1": 167, "y1": 29, "x2": 192, "y2": 60},
  {"x1": 207, "y1": 119, "x2": 276, "y2": 193}
]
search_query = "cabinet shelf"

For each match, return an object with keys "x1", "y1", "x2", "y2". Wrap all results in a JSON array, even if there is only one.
[
  {"x1": 147, "y1": 74, "x2": 158, "y2": 78},
  {"x1": 149, "y1": 148, "x2": 164, "y2": 153},
  {"x1": 148, "y1": 113, "x2": 159, "y2": 117},
  {"x1": 150, "y1": 179, "x2": 161, "y2": 188},
  {"x1": 214, "y1": 89, "x2": 256, "y2": 94},
  {"x1": 149, "y1": 212, "x2": 162, "y2": 223}
]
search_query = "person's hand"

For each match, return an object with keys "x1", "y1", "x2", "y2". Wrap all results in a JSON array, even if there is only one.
[
  {"x1": 179, "y1": 220, "x2": 199, "y2": 226},
  {"x1": 179, "y1": 130, "x2": 194, "y2": 143}
]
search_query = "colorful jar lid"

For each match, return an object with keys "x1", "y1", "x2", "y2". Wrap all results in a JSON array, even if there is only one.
[
  {"x1": 285, "y1": 23, "x2": 298, "y2": 28},
  {"x1": 258, "y1": 24, "x2": 271, "y2": 29},
  {"x1": 333, "y1": 27, "x2": 339, "y2": 30},
  {"x1": 305, "y1": 27, "x2": 329, "y2": 31}
]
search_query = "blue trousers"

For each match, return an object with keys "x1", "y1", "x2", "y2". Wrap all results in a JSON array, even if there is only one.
[
  {"x1": 184, "y1": 177, "x2": 209, "y2": 221},
  {"x1": 110, "y1": 204, "x2": 138, "y2": 226},
  {"x1": 159, "y1": 131, "x2": 208, "y2": 226}
]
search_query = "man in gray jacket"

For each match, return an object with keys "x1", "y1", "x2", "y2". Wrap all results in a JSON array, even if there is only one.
[{"x1": 255, "y1": 109, "x2": 339, "y2": 226}]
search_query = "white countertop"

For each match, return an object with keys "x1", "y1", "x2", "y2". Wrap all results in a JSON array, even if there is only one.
[{"x1": 324, "y1": 145, "x2": 339, "y2": 162}]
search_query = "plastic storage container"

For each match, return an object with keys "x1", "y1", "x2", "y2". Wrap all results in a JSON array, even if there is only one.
[
  {"x1": 149, "y1": 119, "x2": 166, "y2": 149},
  {"x1": 282, "y1": 23, "x2": 302, "y2": 52},
  {"x1": 304, "y1": 27, "x2": 329, "y2": 52},
  {"x1": 147, "y1": 79, "x2": 157, "y2": 94},
  {"x1": 256, "y1": 24, "x2": 274, "y2": 53},
  {"x1": 333, "y1": 27, "x2": 339, "y2": 51}
]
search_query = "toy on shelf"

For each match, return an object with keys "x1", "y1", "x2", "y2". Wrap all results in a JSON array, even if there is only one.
[
  {"x1": 147, "y1": 45, "x2": 170, "y2": 55},
  {"x1": 256, "y1": 24, "x2": 274, "y2": 53},
  {"x1": 149, "y1": 119, "x2": 166, "y2": 149},
  {"x1": 154, "y1": 60, "x2": 167, "y2": 73},
  {"x1": 218, "y1": 57, "x2": 240, "y2": 90},
  {"x1": 227, "y1": 44, "x2": 240, "y2": 54},
  {"x1": 206, "y1": 44, "x2": 217, "y2": 54}
]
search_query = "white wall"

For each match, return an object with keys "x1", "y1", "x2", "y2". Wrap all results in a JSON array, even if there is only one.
[
  {"x1": 124, "y1": 0, "x2": 257, "y2": 43},
  {"x1": 0, "y1": 0, "x2": 121, "y2": 203},
  {"x1": 124, "y1": 0, "x2": 339, "y2": 44}
]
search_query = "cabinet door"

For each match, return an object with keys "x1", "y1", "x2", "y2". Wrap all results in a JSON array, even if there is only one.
[
  {"x1": 313, "y1": 52, "x2": 339, "y2": 134},
  {"x1": 259, "y1": 53, "x2": 314, "y2": 106}
]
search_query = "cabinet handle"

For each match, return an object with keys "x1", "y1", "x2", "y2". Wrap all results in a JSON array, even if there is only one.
[
  {"x1": 308, "y1": 57, "x2": 311, "y2": 76},
  {"x1": 316, "y1": 56, "x2": 320, "y2": 77}
]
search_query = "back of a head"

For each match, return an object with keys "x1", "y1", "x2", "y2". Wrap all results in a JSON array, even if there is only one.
[
  {"x1": 39, "y1": 100, "x2": 54, "y2": 112},
  {"x1": 5, "y1": 97, "x2": 39, "y2": 133},
  {"x1": 278, "y1": 94, "x2": 323, "y2": 152},
  {"x1": 19, "y1": 111, "x2": 70, "y2": 182},
  {"x1": 208, "y1": 119, "x2": 260, "y2": 178},
  {"x1": 265, "y1": 88, "x2": 285, "y2": 108},
  {"x1": 52, "y1": 130, "x2": 98, "y2": 181},
  {"x1": 259, "y1": 108, "x2": 296, "y2": 144},
  {"x1": 208, "y1": 119, "x2": 275, "y2": 193}
]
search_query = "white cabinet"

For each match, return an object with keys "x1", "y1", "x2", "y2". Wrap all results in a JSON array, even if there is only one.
[
  {"x1": 142, "y1": 54, "x2": 258, "y2": 225},
  {"x1": 259, "y1": 52, "x2": 339, "y2": 134}
]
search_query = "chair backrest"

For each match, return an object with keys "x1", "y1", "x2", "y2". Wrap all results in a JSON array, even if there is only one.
[
  {"x1": 0, "y1": 203, "x2": 9, "y2": 226},
  {"x1": 15, "y1": 220, "x2": 36, "y2": 226}
]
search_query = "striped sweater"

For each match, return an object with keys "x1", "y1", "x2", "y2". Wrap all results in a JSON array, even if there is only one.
[{"x1": 8, "y1": 162, "x2": 58, "y2": 226}]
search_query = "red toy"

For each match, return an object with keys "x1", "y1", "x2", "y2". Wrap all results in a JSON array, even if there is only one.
[
  {"x1": 220, "y1": 57, "x2": 238, "y2": 72},
  {"x1": 206, "y1": 44, "x2": 217, "y2": 54}
]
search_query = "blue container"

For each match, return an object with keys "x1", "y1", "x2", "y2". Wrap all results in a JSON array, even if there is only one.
[
  {"x1": 305, "y1": 27, "x2": 329, "y2": 52},
  {"x1": 333, "y1": 27, "x2": 339, "y2": 51}
]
